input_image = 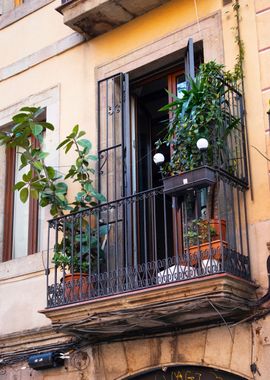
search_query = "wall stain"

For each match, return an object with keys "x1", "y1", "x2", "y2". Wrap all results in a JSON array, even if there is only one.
[
  {"x1": 170, "y1": 333, "x2": 178, "y2": 363},
  {"x1": 149, "y1": 337, "x2": 162, "y2": 366}
]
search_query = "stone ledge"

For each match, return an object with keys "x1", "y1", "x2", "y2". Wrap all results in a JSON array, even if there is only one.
[
  {"x1": 40, "y1": 274, "x2": 257, "y2": 342},
  {"x1": 0, "y1": 32, "x2": 85, "y2": 82},
  {"x1": 0, "y1": 250, "x2": 54, "y2": 281},
  {"x1": 0, "y1": 0, "x2": 54, "y2": 30},
  {"x1": 0, "y1": 325, "x2": 74, "y2": 355}
]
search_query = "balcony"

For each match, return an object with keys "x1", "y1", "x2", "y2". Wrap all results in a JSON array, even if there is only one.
[
  {"x1": 42, "y1": 179, "x2": 255, "y2": 341},
  {"x1": 40, "y1": 78, "x2": 256, "y2": 341},
  {"x1": 56, "y1": 0, "x2": 170, "y2": 38}
]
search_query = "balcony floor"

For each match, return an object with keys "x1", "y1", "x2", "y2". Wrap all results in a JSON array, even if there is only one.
[
  {"x1": 57, "y1": 0, "x2": 170, "y2": 38},
  {"x1": 41, "y1": 273, "x2": 256, "y2": 343}
]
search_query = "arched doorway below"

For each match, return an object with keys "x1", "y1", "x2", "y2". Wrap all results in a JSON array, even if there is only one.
[{"x1": 126, "y1": 366, "x2": 247, "y2": 380}]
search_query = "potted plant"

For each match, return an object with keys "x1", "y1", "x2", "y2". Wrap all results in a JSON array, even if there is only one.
[
  {"x1": 156, "y1": 61, "x2": 241, "y2": 196},
  {"x1": 52, "y1": 219, "x2": 109, "y2": 301},
  {"x1": 0, "y1": 107, "x2": 106, "y2": 301},
  {"x1": 185, "y1": 218, "x2": 227, "y2": 265}
]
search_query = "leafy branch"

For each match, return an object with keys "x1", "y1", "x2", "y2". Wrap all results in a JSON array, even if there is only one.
[{"x1": 0, "y1": 107, "x2": 105, "y2": 217}]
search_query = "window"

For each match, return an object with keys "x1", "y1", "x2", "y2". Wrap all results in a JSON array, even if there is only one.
[
  {"x1": 1, "y1": 111, "x2": 46, "y2": 261},
  {"x1": 0, "y1": 86, "x2": 60, "y2": 264},
  {"x1": 0, "y1": 0, "x2": 23, "y2": 15}
]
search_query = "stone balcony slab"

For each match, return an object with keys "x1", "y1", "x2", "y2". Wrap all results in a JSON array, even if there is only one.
[
  {"x1": 56, "y1": 0, "x2": 170, "y2": 38},
  {"x1": 41, "y1": 274, "x2": 257, "y2": 343}
]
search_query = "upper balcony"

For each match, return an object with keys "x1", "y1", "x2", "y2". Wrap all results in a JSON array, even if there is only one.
[{"x1": 56, "y1": 0, "x2": 170, "y2": 38}]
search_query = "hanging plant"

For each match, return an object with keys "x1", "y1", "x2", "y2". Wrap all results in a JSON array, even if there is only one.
[{"x1": 156, "y1": 61, "x2": 241, "y2": 176}]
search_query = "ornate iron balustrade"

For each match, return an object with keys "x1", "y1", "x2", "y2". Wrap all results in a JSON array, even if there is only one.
[
  {"x1": 166, "y1": 79, "x2": 248, "y2": 187},
  {"x1": 46, "y1": 180, "x2": 250, "y2": 308},
  {"x1": 211, "y1": 80, "x2": 248, "y2": 187}
]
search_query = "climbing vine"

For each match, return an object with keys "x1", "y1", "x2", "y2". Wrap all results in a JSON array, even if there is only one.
[{"x1": 230, "y1": 0, "x2": 245, "y2": 83}]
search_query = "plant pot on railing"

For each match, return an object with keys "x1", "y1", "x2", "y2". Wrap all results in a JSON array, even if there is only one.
[
  {"x1": 163, "y1": 166, "x2": 217, "y2": 197},
  {"x1": 185, "y1": 219, "x2": 227, "y2": 266},
  {"x1": 187, "y1": 239, "x2": 228, "y2": 266},
  {"x1": 52, "y1": 221, "x2": 107, "y2": 303},
  {"x1": 62, "y1": 273, "x2": 89, "y2": 302}
]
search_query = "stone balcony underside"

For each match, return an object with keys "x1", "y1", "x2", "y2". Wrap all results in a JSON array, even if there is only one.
[
  {"x1": 41, "y1": 274, "x2": 256, "y2": 343},
  {"x1": 56, "y1": 0, "x2": 170, "y2": 38}
]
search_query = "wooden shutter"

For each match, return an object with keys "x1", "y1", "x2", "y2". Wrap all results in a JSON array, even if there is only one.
[
  {"x1": 184, "y1": 38, "x2": 195, "y2": 88},
  {"x1": 98, "y1": 73, "x2": 131, "y2": 202},
  {"x1": 98, "y1": 73, "x2": 132, "y2": 268},
  {"x1": 3, "y1": 147, "x2": 16, "y2": 261}
]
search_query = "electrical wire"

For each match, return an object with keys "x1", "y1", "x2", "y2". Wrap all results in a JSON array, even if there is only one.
[
  {"x1": 207, "y1": 299, "x2": 234, "y2": 342},
  {"x1": 193, "y1": 0, "x2": 202, "y2": 40}
]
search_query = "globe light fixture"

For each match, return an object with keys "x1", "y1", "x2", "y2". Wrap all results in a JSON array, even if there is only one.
[
  {"x1": 153, "y1": 153, "x2": 165, "y2": 166},
  {"x1": 196, "y1": 138, "x2": 209, "y2": 151}
]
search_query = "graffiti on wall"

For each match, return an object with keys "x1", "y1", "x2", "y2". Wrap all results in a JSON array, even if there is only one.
[{"x1": 129, "y1": 366, "x2": 246, "y2": 380}]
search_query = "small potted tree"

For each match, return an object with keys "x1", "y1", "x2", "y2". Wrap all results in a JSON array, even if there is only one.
[{"x1": 0, "y1": 107, "x2": 106, "y2": 301}]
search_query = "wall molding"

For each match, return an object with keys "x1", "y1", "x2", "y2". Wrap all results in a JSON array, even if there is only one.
[
  {"x1": 0, "y1": 32, "x2": 85, "y2": 82},
  {"x1": 0, "y1": 325, "x2": 73, "y2": 354},
  {"x1": 96, "y1": 11, "x2": 223, "y2": 80},
  {"x1": 0, "y1": 0, "x2": 55, "y2": 30}
]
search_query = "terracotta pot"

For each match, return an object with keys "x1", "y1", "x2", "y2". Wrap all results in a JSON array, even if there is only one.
[
  {"x1": 62, "y1": 273, "x2": 89, "y2": 302},
  {"x1": 209, "y1": 219, "x2": 226, "y2": 241},
  {"x1": 187, "y1": 240, "x2": 228, "y2": 266}
]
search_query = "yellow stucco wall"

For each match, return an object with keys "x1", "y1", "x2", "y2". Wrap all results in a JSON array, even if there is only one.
[
  {"x1": 0, "y1": 0, "x2": 268, "y2": 322},
  {"x1": 0, "y1": 1, "x2": 270, "y2": 378}
]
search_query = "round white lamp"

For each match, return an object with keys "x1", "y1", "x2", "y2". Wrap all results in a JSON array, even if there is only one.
[
  {"x1": 153, "y1": 153, "x2": 165, "y2": 166},
  {"x1": 196, "y1": 138, "x2": 209, "y2": 151},
  {"x1": 196, "y1": 138, "x2": 209, "y2": 166}
]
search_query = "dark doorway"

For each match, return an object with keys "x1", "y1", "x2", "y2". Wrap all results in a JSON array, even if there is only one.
[
  {"x1": 130, "y1": 69, "x2": 188, "y2": 193},
  {"x1": 130, "y1": 70, "x2": 184, "y2": 264},
  {"x1": 126, "y1": 366, "x2": 247, "y2": 380},
  {"x1": 97, "y1": 40, "x2": 204, "y2": 270},
  {"x1": 131, "y1": 73, "x2": 170, "y2": 192}
]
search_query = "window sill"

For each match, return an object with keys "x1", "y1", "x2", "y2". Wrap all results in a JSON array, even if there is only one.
[
  {"x1": 0, "y1": 251, "x2": 52, "y2": 281},
  {"x1": 0, "y1": 0, "x2": 54, "y2": 30}
]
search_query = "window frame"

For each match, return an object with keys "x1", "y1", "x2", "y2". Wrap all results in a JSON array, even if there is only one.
[
  {"x1": 0, "y1": 86, "x2": 60, "y2": 265},
  {"x1": 3, "y1": 136, "x2": 39, "y2": 261},
  {"x1": 0, "y1": 0, "x2": 54, "y2": 30}
]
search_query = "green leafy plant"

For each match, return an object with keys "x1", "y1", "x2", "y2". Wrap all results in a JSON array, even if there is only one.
[
  {"x1": 52, "y1": 222, "x2": 108, "y2": 273},
  {"x1": 156, "y1": 61, "x2": 241, "y2": 175},
  {"x1": 0, "y1": 107, "x2": 106, "y2": 273},
  {"x1": 185, "y1": 219, "x2": 216, "y2": 247}
]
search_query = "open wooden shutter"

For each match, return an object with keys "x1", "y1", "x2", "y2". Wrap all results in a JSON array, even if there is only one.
[
  {"x1": 98, "y1": 73, "x2": 131, "y2": 202},
  {"x1": 184, "y1": 38, "x2": 195, "y2": 87},
  {"x1": 98, "y1": 73, "x2": 132, "y2": 268}
]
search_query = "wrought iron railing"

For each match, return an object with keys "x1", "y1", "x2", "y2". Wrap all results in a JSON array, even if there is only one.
[
  {"x1": 198, "y1": 79, "x2": 248, "y2": 187},
  {"x1": 46, "y1": 180, "x2": 250, "y2": 308}
]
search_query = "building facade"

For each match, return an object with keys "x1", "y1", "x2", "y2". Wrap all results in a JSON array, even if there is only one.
[{"x1": 0, "y1": 0, "x2": 270, "y2": 379}]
